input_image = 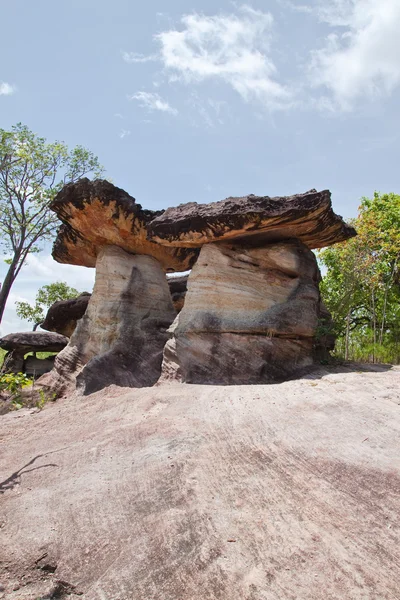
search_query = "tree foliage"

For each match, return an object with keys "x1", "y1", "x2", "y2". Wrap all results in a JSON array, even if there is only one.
[
  {"x1": 319, "y1": 192, "x2": 400, "y2": 363},
  {"x1": 15, "y1": 281, "x2": 80, "y2": 325},
  {"x1": 0, "y1": 123, "x2": 103, "y2": 323}
]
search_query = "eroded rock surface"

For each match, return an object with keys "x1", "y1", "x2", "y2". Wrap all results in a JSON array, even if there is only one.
[
  {"x1": 51, "y1": 178, "x2": 199, "y2": 272},
  {"x1": 148, "y1": 189, "x2": 356, "y2": 249},
  {"x1": 42, "y1": 245, "x2": 176, "y2": 395},
  {"x1": 41, "y1": 293, "x2": 91, "y2": 337},
  {"x1": 161, "y1": 240, "x2": 321, "y2": 384},
  {"x1": 1, "y1": 368, "x2": 400, "y2": 599}
]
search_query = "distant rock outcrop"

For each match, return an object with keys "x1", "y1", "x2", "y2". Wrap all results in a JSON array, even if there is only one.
[
  {"x1": 0, "y1": 331, "x2": 68, "y2": 375},
  {"x1": 41, "y1": 293, "x2": 91, "y2": 337}
]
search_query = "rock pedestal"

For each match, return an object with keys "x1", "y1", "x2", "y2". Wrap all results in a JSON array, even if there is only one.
[
  {"x1": 160, "y1": 240, "x2": 321, "y2": 384},
  {"x1": 44, "y1": 245, "x2": 176, "y2": 395},
  {"x1": 40, "y1": 180, "x2": 355, "y2": 393},
  {"x1": 0, "y1": 332, "x2": 68, "y2": 375}
]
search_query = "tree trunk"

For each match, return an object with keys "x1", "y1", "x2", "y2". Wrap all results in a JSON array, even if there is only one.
[
  {"x1": 379, "y1": 259, "x2": 397, "y2": 345},
  {"x1": 345, "y1": 308, "x2": 351, "y2": 361},
  {"x1": 371, "y1": 289, "x2": 377, "y2": 363},
  {"x1": 0, "y1": 258, "x2": 18, "y2": 324}
]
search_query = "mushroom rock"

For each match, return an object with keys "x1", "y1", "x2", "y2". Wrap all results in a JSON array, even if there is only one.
[
  {"x1": 159, "y1": 240, "x2": 322, "y2": 384},
  {"x1": 43, "y1": 245, "x2": 176, "y2": 396},
  {"x1": 0, "y1": 332, "x2": 68, "y2": 375},
  {"x1": 41, "y1": 293, "x2": 91, "y2": 338},
  {"x1": 147, "y1": 189, "x2": 356, "y2": 249},
  {"x1": 50, "y1": 178, "x2": 199, "y2": 272}
]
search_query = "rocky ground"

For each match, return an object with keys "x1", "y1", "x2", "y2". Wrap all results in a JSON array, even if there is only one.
[{"x1": 0, "y1": 363, "x2": 399, "y2": 600}]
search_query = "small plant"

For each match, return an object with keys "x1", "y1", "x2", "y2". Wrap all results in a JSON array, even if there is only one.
[
  {"x1": 0, "y1": 372, "x2": 33, "y2": 409},
  {"x1": 35, "y1": 389, "x2": 56, "y2": 410}
]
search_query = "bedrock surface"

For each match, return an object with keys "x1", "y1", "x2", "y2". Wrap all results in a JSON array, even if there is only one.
[{"x1": 1, "y1": 365, "x2": 399, "y2": 599}]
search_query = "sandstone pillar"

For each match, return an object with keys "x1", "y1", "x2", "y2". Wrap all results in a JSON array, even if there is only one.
[
  {"x1": 160, "y1": 240, "x2": 321, "y2": 384},
  {"x1": 44, "y1": 245, "x2": 176, "y2": 395}
]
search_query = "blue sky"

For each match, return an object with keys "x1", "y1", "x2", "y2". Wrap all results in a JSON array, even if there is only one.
[{"x1": 1, "y1": 0, "x2": 399, "y2": 334}]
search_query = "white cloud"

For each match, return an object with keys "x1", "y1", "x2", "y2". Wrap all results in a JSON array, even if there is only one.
[
  {"x1": 155, "y1": 5, "x2": 293, "y2": 110},
  {"x1": 0, "y1": 81, "x2": 15, "y2": 96},
  {"x1": 119, "y1": 129, "x2": 131, "y2": 139},
  {"x1": 310, "y1": 0, "x2": 400, "y2": 110},
  {"x1": 122, "y1": 51, "x2": 157, "y2": 64},
  {"x1": 129, "y1": 91, "x2": 178, "y2": 115}
]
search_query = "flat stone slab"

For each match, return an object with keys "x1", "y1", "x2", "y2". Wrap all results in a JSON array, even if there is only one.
[
  {"x1": 0, "y1": 331, "x2": 69, "y2": 353},
  {"x1": 0, "y1": 365, "x2": 399, "y2": 599},
  {"x1": 51, "y1": 179, "x2": 199, "y2": 272},
  {"x1": 147, "y1": 189, "x2": 356, "y2": 249}
]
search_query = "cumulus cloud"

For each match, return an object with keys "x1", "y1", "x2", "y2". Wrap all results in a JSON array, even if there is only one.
[
  {"x1": 155, "y1": 5, "x2": 292, "y2": 110},
  {"x1": 310, "y1": 0, "x2": 400, "y2": 110},
  {"x1": 0, "y1": 81, "x2": 15, "y2": 96},
  {"x1": 129, "y1": 91, "x2": 178, "y2": 115}
]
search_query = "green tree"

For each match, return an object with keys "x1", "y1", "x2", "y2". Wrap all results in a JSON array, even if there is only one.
[
  {"x1": 0, "y1": 123, "x2": 103, "y2": 323},
  {"x1": 319, "y1": 192, "x2": 400, "y2": 363},
  {"x1": 15, "y1": 281, "x2": 80, "y2": 326}
]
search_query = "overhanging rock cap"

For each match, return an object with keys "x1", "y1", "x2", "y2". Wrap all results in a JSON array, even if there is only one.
[
  {"x1": 146, "y1": 189, "x2": 356, "y2": 249},
  {"x1": 50, "y1": 179, "x2": 199, "y2": 272}
]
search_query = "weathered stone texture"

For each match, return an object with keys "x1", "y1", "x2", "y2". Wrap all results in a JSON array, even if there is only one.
[
  {"x1": 44, "y1": 245, "x2": 176, "y2": 395},
  {"x1": 41, "y1": 293, "x2": 91, "y2": 337},
  {"x1": 160, "y1": 240, "x2": 320, "y2": 384},
  {"x1": 148, "y1": 189, "x2": 356, "y2": 249},
  {"x1": 51, "y1": 179, "x2": 198, "y2": 272}
]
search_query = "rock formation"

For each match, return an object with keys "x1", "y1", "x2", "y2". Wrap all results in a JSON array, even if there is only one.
[
  {"x1": 42, "y1": 245, "x2": 176, "y2": 395},
  {"x1": 147, "y1": 189, "x2": 356, "y2": 249},
  {"x1": 51, "y1": 178, "x2": 198, "y2": 271},
  {"x1": 0, "y1": 332, "x2": 68, "y2": 375},
  {"x1": 41, "y1": 179, "x2": 356, "y2": 393},
  {"x1": 41, "y1": 292, "x2": 91, "y2": 337},
  {"x1": 160, "y1": 240, "x2": 322, "y2": 384},
  {"x1": 167, "y1": 274, "x2": 188, "y2": 313}
]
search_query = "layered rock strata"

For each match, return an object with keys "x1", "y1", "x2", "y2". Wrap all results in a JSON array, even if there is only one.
[
  {"x1": 51, "y1": 179, "x2": 198, "y2": 272},
  {"x1": 43, "y1": 245, "x2": 176, "y2": 395},
  {"x1": 148, "y1": 189, "x2": 356, "y2": 249},
  {"x1": 160, "y1": 240, "x2": 321, "y2": 384}
]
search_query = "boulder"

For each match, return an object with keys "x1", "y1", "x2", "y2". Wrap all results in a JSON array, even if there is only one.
[
  {"x1": 42, "y1": 245, "x2": 176, "y2": 396},
  {"x1": 41, "y1": 293, "x2": 91, "y2": 337},
  {"x1": 51, "y1": 178, "x2": 199, "y2": 272},
  {"x1": 160, "y1": 240, "x2": 321, "y2": 384},
  {"x1": 148, "y1": 189, "x2": 356, "y2": 249}
]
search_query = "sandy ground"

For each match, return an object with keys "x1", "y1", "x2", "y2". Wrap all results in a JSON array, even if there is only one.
[{"x1": 0, "y1": 363, "x2": 399, "y2": 600}]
